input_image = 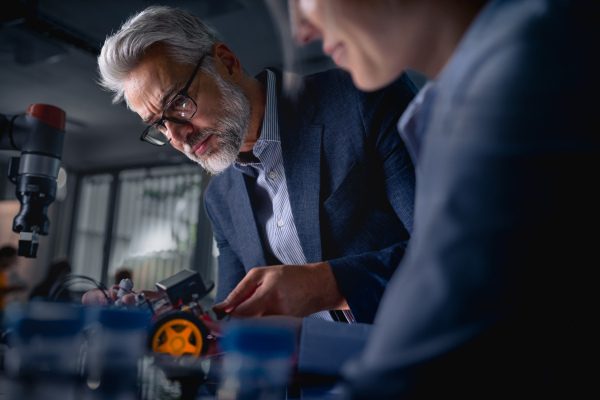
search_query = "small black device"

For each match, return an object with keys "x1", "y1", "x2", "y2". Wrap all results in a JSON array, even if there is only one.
[{"x1": 155, "y1": 269, "x2": 214, "y2": 307}]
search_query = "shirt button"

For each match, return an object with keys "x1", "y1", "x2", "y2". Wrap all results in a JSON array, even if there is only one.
[
  {"x1": 269, "y1": 171, "x2": 277, "y2": 179},
  {"x1": 277, "y1": 219, "x2": 285, "y2": 227}
]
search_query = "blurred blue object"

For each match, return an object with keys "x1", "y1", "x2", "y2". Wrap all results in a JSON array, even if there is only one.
[
  {"x1": 219, "y1": 320, "x2": 296, "y2": 400},
  {"x1": 3, "y1": 301, "x2": 85, "y2": 400}
]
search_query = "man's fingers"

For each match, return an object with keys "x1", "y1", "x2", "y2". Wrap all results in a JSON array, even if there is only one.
[
  {"x1": 82, "y1": 289, "x2": 113, "y2": 306},
  {"x1": 213, "y1": 270, "x2": 263, "y2": 314},
  {"x1": 120, "y1": 293, "x2": 138, "y2": 307},
  {"x1": 120, "y1": 289, "x2": 163, "y2": 306},
  {"x1": 213, "y1": 284, "x2": 259, "y2": 314},
  {"x1": 82, "y1": 289, "x2": 162, "y2": 307},
  {"x1": 227, "y1": 288, "x2": 270, "y2": 318}
]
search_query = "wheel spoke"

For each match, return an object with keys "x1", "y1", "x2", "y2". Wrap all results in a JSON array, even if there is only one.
[
  {"x1": 183, "y1": 342, "x2": 200, "y2": 355},
  {"x1": 162, "y1": 328, "x2": 174, "y2": 342},
  {"x1": 156, "y1": 341, "x2": 171, "y2": 353},
  {"x1": 180, "y1": 325, "x2": 192, "y2": 338}
]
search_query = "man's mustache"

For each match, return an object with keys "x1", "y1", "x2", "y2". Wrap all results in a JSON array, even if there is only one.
[{"x1": 185, "y1": 129, "x2": 215, "y2": 149}]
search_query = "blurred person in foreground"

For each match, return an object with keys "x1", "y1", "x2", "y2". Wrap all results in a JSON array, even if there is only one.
[
  {"x1": 207, "y1": 0, "x2": 598, "y2": 398},
  {"x1": 29, "y1": 259, "x2": 72, "y2": 301},
  {"x1": 0, "y1": 246, "x2": 26, "y2": 323},
  {"x1": 84, "y1": 6, "x2": 417, "y2": 325}
]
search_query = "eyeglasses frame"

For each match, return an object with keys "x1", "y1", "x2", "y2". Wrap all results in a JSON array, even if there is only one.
[{"x1": 139, "y1": 53, "x2": 208, "y2": 146}]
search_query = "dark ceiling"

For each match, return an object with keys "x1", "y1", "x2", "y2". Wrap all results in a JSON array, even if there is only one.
[{"x1": 0, "y1": 0, "x2": 332, "y2": 172}]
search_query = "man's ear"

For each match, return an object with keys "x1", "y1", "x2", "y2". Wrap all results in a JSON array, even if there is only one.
[{"x1": 212, "y1": 42, "x2": 243, "y2": 84}]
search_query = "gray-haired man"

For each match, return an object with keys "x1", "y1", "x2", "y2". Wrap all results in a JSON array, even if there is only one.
[{"x1": 85, "y1": 6, "x2": 417, "y2": 326}]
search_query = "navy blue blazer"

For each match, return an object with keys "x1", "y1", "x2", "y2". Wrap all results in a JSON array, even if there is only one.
[{"x1": 204, "y1": 68, "x2": 417, "y2": 323}]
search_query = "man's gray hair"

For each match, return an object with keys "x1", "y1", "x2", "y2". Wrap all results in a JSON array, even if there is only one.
[{"x1": 98, "y1": 6, "x2": 221, "y2": 104}]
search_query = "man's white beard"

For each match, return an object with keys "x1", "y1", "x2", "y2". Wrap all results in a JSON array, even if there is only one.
[{"x1": 183, "y1": 72, "x2": 250, "y2": 175}]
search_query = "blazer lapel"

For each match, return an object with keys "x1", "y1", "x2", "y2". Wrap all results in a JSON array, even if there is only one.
[
  {"x1": 278, "y1": 73, "x2": 323, "y2": 263},
  {"x1": 229, "y1": 170, "x2": 267, "y2": 269}
]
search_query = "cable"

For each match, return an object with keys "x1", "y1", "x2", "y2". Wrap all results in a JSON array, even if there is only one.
[{"x1": 48, "y1": 274, "x2": 109, "y2": 303}]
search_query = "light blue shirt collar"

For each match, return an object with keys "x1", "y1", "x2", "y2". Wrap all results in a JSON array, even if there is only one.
[{"x1": 397, "y1": 81, "x2": 437, "y2": 165}]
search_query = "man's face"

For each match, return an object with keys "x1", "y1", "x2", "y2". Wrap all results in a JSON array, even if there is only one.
[{"x1": 124, "y1": 49, "x2": 250, "y2": 175}]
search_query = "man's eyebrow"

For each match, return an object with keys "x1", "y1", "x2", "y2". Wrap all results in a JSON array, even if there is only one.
[
  {"x1": 141, "y1": 82, "x2": 185, "y2": 124},
  {"x1": 142, "y1": 115, "x2": 155, "y2": 125}
]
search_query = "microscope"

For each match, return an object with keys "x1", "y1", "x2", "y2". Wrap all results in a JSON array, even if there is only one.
[{"x1": 0, "y1": 104, "x2": 65, "y2": 258}]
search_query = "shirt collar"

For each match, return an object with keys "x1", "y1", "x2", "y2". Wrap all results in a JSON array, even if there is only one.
[
  {"x1": 258, "y1": 69, "x2": 280, "y2": 143},
  {"x1": 234, "y1": 69, "x2": 280, "y2": 171},
  {"x1": 397, "y1": 81, "x2": 436, "y2": 165}
]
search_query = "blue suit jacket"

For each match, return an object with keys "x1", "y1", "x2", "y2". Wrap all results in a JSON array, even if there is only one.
[
  {"x1": 205, "y1": 68, "x2": 417, "y2": 323},
  {"x1": 297, "y1": 0, "x2": 599, "y2": 397}
]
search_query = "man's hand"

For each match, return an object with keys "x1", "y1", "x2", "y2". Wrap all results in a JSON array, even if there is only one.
[
  {"x1": 82, "y1": 288, "x2": 116, "y2": 306},
  {"x1": 82, "y1": 288, "x2": 162, "y2": 307},
  {"x1": 212, "y1": 262, "x2": 348, "y2": 318}
]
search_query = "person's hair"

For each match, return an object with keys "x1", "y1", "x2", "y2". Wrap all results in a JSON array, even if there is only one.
[
  {"x1": 114, "y1": 268, "x2": 133, "y2": 284},
  {"x1": 0, "y1": 245, "x2": 17, "y2": 259},
  {"x1": 98, "y1": 5, "x2": 222, "y2": 105},
  {"x1": 0, "y1": 245, "x2": 17, "y2": 269}
]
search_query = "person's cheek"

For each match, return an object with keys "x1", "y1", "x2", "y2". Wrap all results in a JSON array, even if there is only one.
[{"x1": 298, "y1": 0, "x2": 317, "y2": 16}]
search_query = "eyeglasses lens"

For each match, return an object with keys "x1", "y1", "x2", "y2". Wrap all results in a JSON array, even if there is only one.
[
  {"x1": 165, "y1": 95, "x2": 196, "y2": 121},
  {"x1": 145, "y1": 123, "x2": 169, "y2": 146}
]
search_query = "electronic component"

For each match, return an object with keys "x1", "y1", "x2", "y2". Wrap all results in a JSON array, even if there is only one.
[
  {"x1": 1, "y1": 104, "x2": 66, "y2": 258},
  {"x1": 155, "y1": 269, "x2": 214, "y2": 307}
]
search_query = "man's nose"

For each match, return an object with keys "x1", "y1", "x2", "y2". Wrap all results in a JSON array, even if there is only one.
[{"x1": 164, "y1": 120, "x2": 193, "y2": 145}]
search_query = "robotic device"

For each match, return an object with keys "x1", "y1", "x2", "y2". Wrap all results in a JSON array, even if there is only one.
[
  {"x1": 0, "y1": 104, "x2": 66, "y2": 258},
  {"x1": 114, "y1": 269, "x2": 216, "y2": 357}
]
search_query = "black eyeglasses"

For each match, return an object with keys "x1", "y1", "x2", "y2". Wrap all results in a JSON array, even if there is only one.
[{"x1": 140, "y1": 53, "x2": 207, "y2": 146}]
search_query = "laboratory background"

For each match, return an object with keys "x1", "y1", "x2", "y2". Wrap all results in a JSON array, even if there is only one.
[{"x1": 0, "y1": 0, "x2": 334, "y2": 303}]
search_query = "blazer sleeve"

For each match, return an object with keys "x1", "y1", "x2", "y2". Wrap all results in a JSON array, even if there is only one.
[
  {"x1": 327, "y1": 74, "x2": 417, "y2": 324},
  {"x1": 341, "y1": 3, "x2": 600, "y2": 395}
]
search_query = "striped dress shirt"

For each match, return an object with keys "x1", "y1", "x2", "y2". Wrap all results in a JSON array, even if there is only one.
[{"x1": 234, "y1": 70, "x2": 347, "y2": 322}]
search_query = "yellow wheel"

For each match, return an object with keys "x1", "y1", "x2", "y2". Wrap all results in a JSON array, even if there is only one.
[{"x1": 148, "y1": 311, "x2": 208, "y2": 356}]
